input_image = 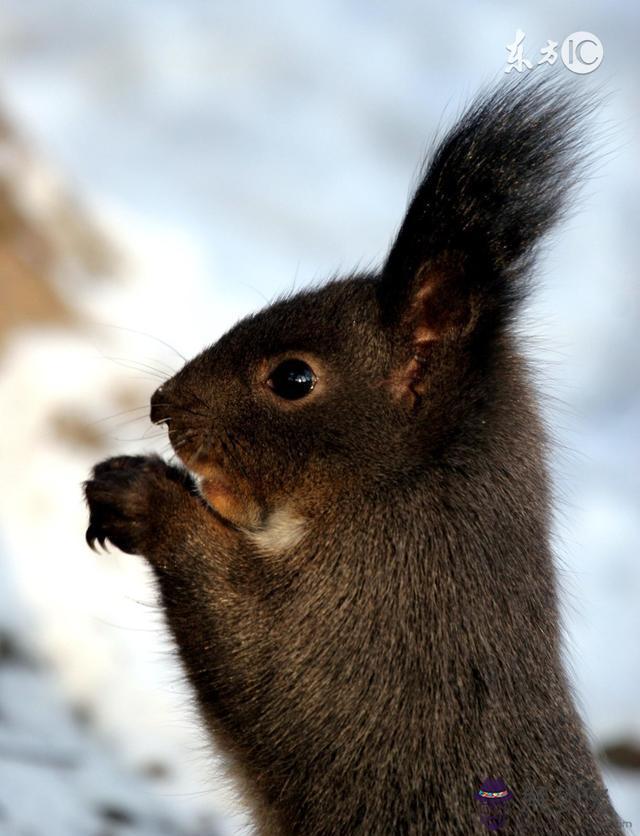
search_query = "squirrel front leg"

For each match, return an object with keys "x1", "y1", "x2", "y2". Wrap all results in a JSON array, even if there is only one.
[
  {"x1": 85, "y1": 456, "x2": 297, "y2": 832},
  {"x1": 83, "y1": 456, "x2": 267, "y2": 788}
]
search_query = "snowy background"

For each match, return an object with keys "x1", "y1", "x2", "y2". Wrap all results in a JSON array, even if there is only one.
[{"x1": 0, "y1": 2, "x2": 638, "y2": 834}]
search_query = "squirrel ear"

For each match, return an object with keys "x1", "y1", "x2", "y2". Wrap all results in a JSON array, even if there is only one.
[
  {"x1": 381, "y1": 254, "x2": 481, "y2": 409},
  {"x1": 387, "y1": 254, "x2": 480, "y2": 348},
  {"x1": 378, "y1": 76, "x2": 593, "y2": 349},
  {"x1": 378, "y1": 76, "x2": 594, "y2": 409}
]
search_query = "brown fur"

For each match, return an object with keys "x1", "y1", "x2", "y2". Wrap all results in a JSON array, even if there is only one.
[{"x1": 84, "y1": 77, "x2": 623, "y2": 834}]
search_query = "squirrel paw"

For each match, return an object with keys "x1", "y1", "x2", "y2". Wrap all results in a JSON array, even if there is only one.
[{"x1": 83, "y1": 455, "x2": 194, "y2": 556}]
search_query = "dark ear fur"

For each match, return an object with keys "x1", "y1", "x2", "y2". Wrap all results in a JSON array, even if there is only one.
[{"x1": 379, "y1": 76, "x2": 595, "y2": 357}]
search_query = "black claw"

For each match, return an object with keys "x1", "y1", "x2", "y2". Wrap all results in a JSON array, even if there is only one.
[
  {"x1": 85, "y1": 526, "x2": 96, "y2": 551},
  {"x1": 85, "y1": 524, "x2": 102, "y2": 554},
  {"x1": 86, "y1": 523, "x2": 105, "y2": 552}
]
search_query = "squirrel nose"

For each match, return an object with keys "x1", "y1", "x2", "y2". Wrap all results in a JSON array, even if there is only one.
[{"x1": 150, "y1": 384, "x2": 172, "y2": 425}]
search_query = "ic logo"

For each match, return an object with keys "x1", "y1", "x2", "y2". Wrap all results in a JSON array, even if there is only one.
[{"x1": 561, "y1": 32, "x2": 604, "y2": 74}]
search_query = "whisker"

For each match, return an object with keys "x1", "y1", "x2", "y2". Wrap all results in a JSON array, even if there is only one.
[
  {"x1": 109, "y1": 435, "x2": 167, "y2": 443},
  {"x1": 104, "y1": 415, "x2": 151, "y2": 433},
  {"x1": 221, "y1": 431, "x2": 251, "y2": 483},
  {"x1": 149, "y1": 401, "x2": 212, "y2": 421},
  {"x1": 97, "y1": 323, "x2": 187, "y2": 364},
  {"x1": 184, "y1": 386, "x2": 215, "y2": 413},
  {"x1": 142, "y1": 423, "x2": 164, "y2": 439},
  {"x1": 140, "y1": 355, "x2": 178, "y2": 377},
  {"x1": 89, "y1": 406, "x2": 149, "y2": 426},
  {"x1": 105, "y1": 357, "x2": 172, "y2": 380},
  {"x1": 227, "y1": 429, "x2": 251, "y2": 456},
  {"x1": 168, "y1": 432, "x2": 197, "y2": 457},
  {"x1": 99, "y1": 357, "x2": 166, "y2": 382}
]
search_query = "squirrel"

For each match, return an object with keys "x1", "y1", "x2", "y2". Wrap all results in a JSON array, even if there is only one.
[{"x1": 84, "y1": 76, "x2": 624, "y2": 835}]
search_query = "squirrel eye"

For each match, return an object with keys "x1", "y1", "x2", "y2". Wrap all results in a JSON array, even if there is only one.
[{"x1": 267, "y1": 359, "x2": 316, "y2": 400}]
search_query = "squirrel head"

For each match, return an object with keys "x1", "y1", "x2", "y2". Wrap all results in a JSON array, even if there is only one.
[{"x1": 150, "y1": 77, "x2": 593, "y2": 532}]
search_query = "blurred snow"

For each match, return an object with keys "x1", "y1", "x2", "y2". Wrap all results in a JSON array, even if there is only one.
[{"x1": 0, "y1": 1, "x2": 638, "y2": 833}]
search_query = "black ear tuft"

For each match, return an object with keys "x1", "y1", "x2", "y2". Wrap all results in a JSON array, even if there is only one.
[{"x1": 379, "y1": 75, "x2": 598, "y2": 338}]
